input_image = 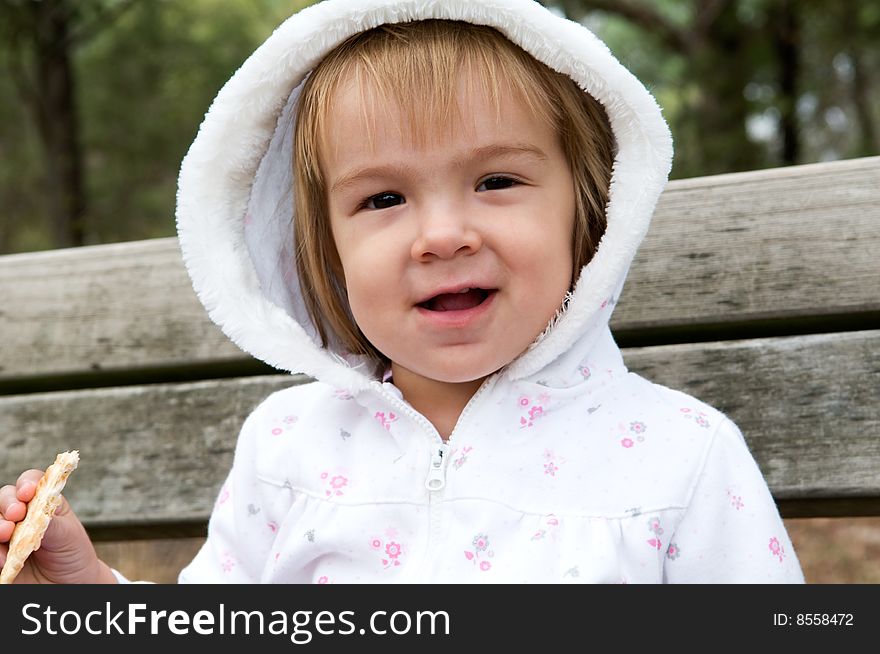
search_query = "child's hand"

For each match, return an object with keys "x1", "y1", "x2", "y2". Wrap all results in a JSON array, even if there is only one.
[{"x1": 0, "y1": 469, "x2": 117, "y2": 584}]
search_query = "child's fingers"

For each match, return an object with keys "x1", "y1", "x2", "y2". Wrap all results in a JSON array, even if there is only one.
[
  {"x1": 0, "y1": 484, "x2": 24, "y2": 523},
  {"x1": 0, "y1": 519, "x2": 13, "y2": 543},
  {"x1": 0, "y1": 470, "x2": 42, "y2": 526},
  {"x1": 16, "y1": 470, "x2": 43, "y2": 503},
  {"x1": 0, "y1": 482, "x2": 21, "y2": 542}
]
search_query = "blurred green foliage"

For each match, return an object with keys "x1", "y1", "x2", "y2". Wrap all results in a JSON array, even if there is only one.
[
  {"x1": 0, "y1": 0, "x2": 315, "y2": 253},
  {"x1": 562, "y1": 0, "x2": 880, "y2": 179}
]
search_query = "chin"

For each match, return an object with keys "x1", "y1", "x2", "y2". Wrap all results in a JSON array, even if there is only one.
[{"x1": 417, "y1": 362, "x2": 500, "y2": 385}]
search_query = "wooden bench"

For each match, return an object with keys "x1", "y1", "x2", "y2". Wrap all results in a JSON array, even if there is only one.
[{"x1": 2, "y1": 156, "x2": 878, "y2": 582}]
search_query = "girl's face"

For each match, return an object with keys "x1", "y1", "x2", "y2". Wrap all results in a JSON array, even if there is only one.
[{"x1": 323, "y1": 75, "x2": 575, "y2": 386}]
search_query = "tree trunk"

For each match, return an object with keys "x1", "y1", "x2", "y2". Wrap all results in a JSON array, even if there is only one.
[
  {"x1": 849, "y1": 48, "x2": 879, "y2": 157},
  {"x1": 31, "y1": 0, "x2": 86, "y2": 248},
  {"x1": 770, "y1": 0, "x2": 801, "y2": 166},
  {"x1": 569, "y1": 0, "x2": 761, "y2": 176},
  {"x1": 688, "y1": 1, "x2": 763, "y2": 175}
]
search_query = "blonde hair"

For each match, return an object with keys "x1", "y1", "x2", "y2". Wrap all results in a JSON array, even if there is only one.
[{"x1": 293, "y1": 20, "x2": 615, "y2": 362}]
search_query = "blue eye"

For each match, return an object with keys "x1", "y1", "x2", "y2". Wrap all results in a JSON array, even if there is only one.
[
  {"x1": 477, "y1": 176, "x2": 518, "y2": 192},
  {"x1": 364, "y1": 192, "x2": 405, "y2": 210}
]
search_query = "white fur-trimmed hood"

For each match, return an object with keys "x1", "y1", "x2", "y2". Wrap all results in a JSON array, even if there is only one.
[{"x1": 175, "y1": 0, "x2": 673, "y2": 393}]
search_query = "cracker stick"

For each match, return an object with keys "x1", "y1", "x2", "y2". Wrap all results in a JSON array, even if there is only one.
[{"x1": 0, "y1": 450, "x2": 80, "y2": 584}]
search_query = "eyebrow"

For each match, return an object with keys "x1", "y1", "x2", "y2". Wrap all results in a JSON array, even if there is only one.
[{"x1": 328, "y1": 143, "x2": 549, "y2": 195}]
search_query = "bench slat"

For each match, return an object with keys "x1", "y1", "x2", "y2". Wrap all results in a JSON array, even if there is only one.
[
  {"x1": 2, "y1": 157, "x2": 877, "y2": 385},
  {"x1": 0, "y1": 239, "x2": 243, "y2": 385},
  {"x1": 0, "y1": 374, "x2": 302, "y2": 527},
  {"x1": 2, "y1": 330, "x2": 876, "y2": 528},
  {"x1": 618, "y1": 156, "x2": 880, "y2": 335},
  {"x1": 94, "y1": 538, "x2": 205, "y2": 584}
]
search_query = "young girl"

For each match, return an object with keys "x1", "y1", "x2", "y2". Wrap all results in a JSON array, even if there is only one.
[{"x1": 0, "y1": 0, "x2": 803, "y2": 583}]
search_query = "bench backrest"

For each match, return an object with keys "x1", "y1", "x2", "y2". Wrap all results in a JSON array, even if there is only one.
[{"x1": 2, "y1": 156, "x2": 878, "y2": 576}]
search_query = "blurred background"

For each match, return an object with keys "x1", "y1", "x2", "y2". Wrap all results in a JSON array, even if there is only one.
[{"x1": 0, "y1": 0, "x2": 878, "y2": 580}]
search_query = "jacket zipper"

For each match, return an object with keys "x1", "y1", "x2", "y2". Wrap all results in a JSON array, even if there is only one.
[
  {"x1": 425, "y1": 443, "x2": 450, "y2": 571},
  {"x1": 425, "y1": 444, "x2": 450, "y2": 491},
  {"x1": 372, "y1": 375, "x2": 497, "y2": 581}
]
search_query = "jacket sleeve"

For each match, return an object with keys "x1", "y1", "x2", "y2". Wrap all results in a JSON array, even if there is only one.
[
  {"x1": 177, "y1": 396, "x2": 277, "y2": 583},
  {"x1": 663, "y1": 417, "x2": 805, "y2": 583}
]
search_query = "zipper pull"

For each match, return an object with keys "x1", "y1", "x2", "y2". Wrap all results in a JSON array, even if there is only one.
[{"x1": 425, "y1": 444, "x2": 450, "y2": 491}]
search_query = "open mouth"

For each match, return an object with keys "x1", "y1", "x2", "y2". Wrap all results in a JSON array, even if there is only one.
[{"x1": 417, "y1": 288, "x2": 496, "y2": 312}]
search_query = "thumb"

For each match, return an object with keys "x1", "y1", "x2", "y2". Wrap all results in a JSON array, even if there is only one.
[{"x1": 35, "y1": 494, "x2": 90, "y2": 556}]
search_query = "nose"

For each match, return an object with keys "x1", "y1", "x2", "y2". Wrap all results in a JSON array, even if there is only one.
[{"x1": 410, "y1": 202, "x2": 483, "y2": 261}]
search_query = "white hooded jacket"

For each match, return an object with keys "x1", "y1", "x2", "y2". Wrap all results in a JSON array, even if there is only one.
[{"x1": 174, "y1": 0, "x2": 804, "y2": 583}]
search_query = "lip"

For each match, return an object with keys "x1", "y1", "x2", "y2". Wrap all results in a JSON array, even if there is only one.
[{"x1": 414, "y1": 287, "x2": 497, "y2": 328}]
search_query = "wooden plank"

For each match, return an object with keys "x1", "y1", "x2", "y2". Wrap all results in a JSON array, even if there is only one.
[
  {"x1": 1, "y1": 331, "x2": 877, "y2": 527},
  {"x1": 782, "y1": 516, "x2": 880, "y2": 583},
  {"x1": 2, "y1": 157, "x2": 878, "y2": 384},
  {"x1": 0, "y1": 239, "x2": 245, "y2": 385},
  {"x1": 93, "y1": 537, "x2": 205, "y2": 584},
  {"x1": 0, "y1": 374, "x2": 303, "y2": 527},
  {"x1": 614, "y1": 156, "x2": 880, "y2": 335}
]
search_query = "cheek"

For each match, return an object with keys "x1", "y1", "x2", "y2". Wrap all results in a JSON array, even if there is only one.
[
  {"x1": 525, "y1": 231, "x2": 575, "y2": 321},
  {"x1": 514, "y1": 206, "x2": 575, "y2": 288},
  {"x1": 330, "y1": 219, "x2": 365, "y2": 281},
  {"x1": 332, "y1": 215, "x2": 409, "y2": 282},
  {"x1": 333, "y1": 236, "x2": 395, "y2": 330},
  {"x1": 344, "y1": 275, "x2": 379, "y2": 315},
  {"x1": 550, "y1": 192, "x2": 577, "y2": 287},
  {"x1": 539, "y1": 243, "x2": 575, "y2": 305}
]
